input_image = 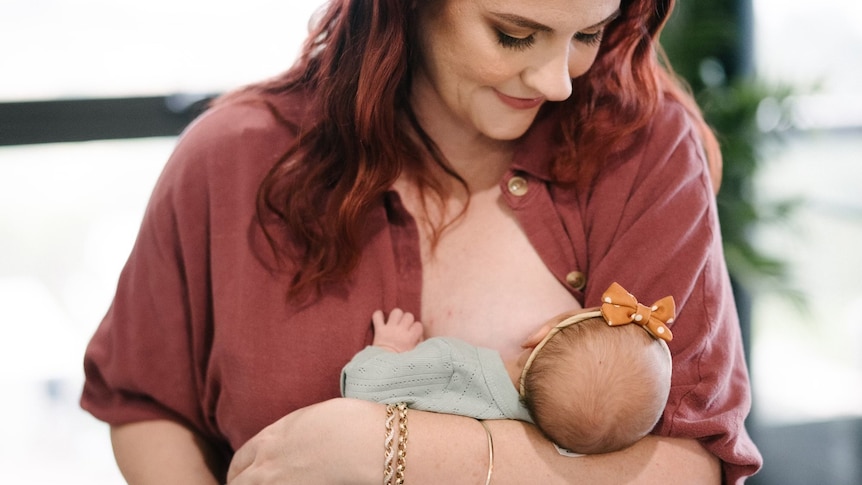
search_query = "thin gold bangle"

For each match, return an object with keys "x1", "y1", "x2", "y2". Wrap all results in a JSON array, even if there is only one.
[{"x1": 479, "y1": 420, "x2": 494, "y2": 485}]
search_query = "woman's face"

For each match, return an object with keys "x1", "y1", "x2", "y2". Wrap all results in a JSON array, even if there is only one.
[{"x1": 412, "y1": 0, "x2": 621, "y2": 142}]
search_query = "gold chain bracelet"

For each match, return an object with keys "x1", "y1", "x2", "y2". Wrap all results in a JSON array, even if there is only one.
[
  {"x1": 384, "y1": 403, "x2": 409, "y2": 485},
  {"x1": 395, "y1": 403, "x2": 408, "y2": 485}
]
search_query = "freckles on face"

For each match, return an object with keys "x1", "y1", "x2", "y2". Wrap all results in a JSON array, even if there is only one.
[
  {"x1": 413, "y1": 1, "x2": 532, "y2": 140},
  {"x1": 412, "y1": 0, "x2": 621, "y2": 141}
]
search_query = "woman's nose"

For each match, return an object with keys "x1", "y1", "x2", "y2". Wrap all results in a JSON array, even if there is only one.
[{"x1": 522, "y1": 47, "x2": 575, "y2": 102}]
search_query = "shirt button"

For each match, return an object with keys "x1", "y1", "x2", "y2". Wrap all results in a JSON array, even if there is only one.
[
  {"x1": 507, "y1": 176, "x2": 529, "y2": 196},
  {"x1": 566, "y1": 271, "x2": 586, "y2": 290}
]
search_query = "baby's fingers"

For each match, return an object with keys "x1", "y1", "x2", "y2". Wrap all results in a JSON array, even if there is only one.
[{"x1": 371, "y1": 309, "x2": 387, "y2": 330}]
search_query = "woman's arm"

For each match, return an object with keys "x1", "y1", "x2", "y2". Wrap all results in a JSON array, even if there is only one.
[
  {"x1": 111, "y1": 420, "x2": 224, "y2": 485},
  {"x1": 227, "y1": 398, "x2": 720, "y2": 484},
  {"x1": 483, "y1": 419, "x2": 720, "y2": 484}
]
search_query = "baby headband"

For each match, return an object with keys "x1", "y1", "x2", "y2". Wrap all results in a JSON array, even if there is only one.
[{"x1": 518, "y1": 282, "x2": 675, "y2": 397}]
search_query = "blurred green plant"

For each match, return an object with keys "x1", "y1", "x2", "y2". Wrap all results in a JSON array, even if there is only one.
[{"x1": 661, "y1": 0, "x2": 804, "y2": 303}]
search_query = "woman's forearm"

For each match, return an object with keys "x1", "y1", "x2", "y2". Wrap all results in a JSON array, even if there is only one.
[
  {"x1": 482, "y1": 419, "x2": 721, "y2": 484},
  {"x1": 227, "y1": 398, "x2": 721, "y2": 484},
  {"x1": 406, "y1": 411, "x2": 721, "y2": 484},
  {"x1": 111, "y1": 420, "x2": 223, "y2": 485}
]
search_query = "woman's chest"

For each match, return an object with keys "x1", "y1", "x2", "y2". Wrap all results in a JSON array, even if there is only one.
[{"x1": 416, "y1": 191, "x2": 581, "y2": 361}]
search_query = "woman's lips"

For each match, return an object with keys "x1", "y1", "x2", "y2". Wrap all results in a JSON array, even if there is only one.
[{"x1": 495, "y1": 90, "x2": 545, "y2": 110}]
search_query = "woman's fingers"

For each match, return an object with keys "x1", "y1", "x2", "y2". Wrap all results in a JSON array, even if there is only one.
[{"x1": 225, "y1": 439, "x2": 254, "y2": 483}]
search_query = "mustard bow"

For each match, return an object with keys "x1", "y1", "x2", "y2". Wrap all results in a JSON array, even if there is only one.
[{"x1": 600, "y1": 282, "x2": 675, "y2": 342}]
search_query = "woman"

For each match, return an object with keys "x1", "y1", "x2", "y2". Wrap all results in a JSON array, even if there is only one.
[{"x1": 82, "y1": 0, "x2": 763, "y2": 483}]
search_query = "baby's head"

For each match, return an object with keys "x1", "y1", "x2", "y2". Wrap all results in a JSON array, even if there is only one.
[{"x1": 521, "y1": 314, "x2": 672, "y2": 454}]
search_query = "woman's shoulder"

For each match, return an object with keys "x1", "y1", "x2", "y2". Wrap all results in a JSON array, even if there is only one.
[
  {"x1": 160, "y1": 92, "x2": 311, "y2": 179},
  {"x1": 608, "y1": 95, "x2": 710, "y2": 183},
  {"x1": 578, "y1": 96, "x2": 715, "y2": 221},
  {"x1": 141, "y1": 92, "x2": 311, "y2": 214},
  {"x1": 179, "y1": 92, "x2": 309, "y2": 155},
  {"x1": 641, "y1": 95, "x2": 703, "y2": 154}
]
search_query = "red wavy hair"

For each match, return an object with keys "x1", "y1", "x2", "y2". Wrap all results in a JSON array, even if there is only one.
[{"x1": 216, "y1": 0, "x2": 719, "y2": 297}]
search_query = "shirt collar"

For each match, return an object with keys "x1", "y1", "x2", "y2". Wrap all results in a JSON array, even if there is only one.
[{"x1": 510, "y1": 107, "x2": 560, "y2": 182}]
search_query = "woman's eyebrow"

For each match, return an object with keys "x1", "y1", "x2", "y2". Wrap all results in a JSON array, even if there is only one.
[
  {"x1": 490, "y1": 12, "x2": 553, "y2": 32},
  {"x1": 490, "y1": 9, "x2": 622, "y2": 32}
]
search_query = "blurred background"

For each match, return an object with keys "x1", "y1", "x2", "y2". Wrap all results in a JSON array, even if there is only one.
[{"x1": 0, "y1": 0, "x2": 859, "y2": 483}]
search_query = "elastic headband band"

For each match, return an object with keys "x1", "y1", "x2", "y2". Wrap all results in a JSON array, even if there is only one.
[{"x1": 518, "y1": 282, "x2": 676, "y2": 398}]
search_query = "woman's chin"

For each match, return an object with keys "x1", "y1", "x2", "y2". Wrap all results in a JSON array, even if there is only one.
[{"x1": 478, "y1": 116, "x2": 539, "y2": 141}]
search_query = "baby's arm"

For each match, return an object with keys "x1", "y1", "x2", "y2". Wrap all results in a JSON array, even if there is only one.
[{"x1": 371, "y1": 308, "x2": 423, "y2": 353}]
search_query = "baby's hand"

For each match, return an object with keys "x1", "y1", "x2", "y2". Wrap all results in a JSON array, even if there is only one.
[{"x1": 371, "y1": 308, "x2": 424, "y2": 353}]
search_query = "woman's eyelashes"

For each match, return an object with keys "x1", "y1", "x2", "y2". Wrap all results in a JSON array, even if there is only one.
[
  {"x1": 575, "y1": 30, "x2": 604, "y2": 47},
  {"x1": 496, "y1": 29, "x2": 605, "y2": 51},
  {"x1": 496, "y1": 30, "x2": 535, "y2": 50}
]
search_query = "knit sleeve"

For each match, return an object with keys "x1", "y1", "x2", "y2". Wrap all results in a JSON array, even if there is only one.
[
  {"x1": 341, "y1": 339, "x2": 528, "y2": 421},
  {"x1": 340, "y1": 340, "x2": 458, "y2": 403}
]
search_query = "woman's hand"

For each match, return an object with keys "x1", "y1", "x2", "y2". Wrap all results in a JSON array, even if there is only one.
[{"x1": 226, "y1": 398, "x2": 382, "y2": 484}]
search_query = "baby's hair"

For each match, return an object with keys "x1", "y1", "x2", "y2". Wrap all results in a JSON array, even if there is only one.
[{"x1": 522, "y1": 316, "x2": 671, "y2": 454}]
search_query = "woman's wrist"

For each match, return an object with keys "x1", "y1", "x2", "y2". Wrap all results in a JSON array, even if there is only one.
[
  {"x1": 392, "y1": 407, "x2": 499, "y2": 484},
  {"x1": 327, "y1": 399, "x2": 392, "y2": 484},
  {"x1": 299, "y1": 399, "x2": 503, "y2": 484}
]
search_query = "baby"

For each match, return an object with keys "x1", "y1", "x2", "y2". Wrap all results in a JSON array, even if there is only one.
[{"x1": 341, "y1": 282, "x2": 674, "y2": 455}]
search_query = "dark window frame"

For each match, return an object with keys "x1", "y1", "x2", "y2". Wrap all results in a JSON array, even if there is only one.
[{"x1": 0, "y1": 94, "x2": 214, "y2": 146}]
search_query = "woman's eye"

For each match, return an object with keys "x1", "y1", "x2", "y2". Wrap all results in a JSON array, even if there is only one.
[
  {"x1": 497, "y1": 30, "x2": 536, "y2": 51},
  {"x1": 574, "y1": 29, "x2": 604, "y2": 47}
]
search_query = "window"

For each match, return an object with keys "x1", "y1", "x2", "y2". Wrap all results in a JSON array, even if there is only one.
[
  {"x1": 1, "y1": 2, "x2": 324, "y2": 482},
  {"x1": 2, "y1": 0, "x2": 325, "y2": 101},
  {"x1": 750, "y1": 0, "x2": 862, "y2": 424}
]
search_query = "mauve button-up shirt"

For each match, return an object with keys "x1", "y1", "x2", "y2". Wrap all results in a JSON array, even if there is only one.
[{"x1": 81, "y1": 95, "x2": 762, "y2": 483}]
